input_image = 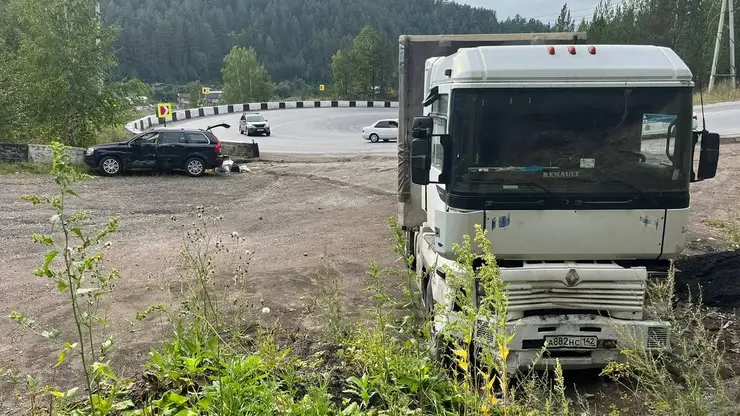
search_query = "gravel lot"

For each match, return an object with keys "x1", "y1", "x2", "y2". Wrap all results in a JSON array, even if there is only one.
[
  {"x1": 1, "y1": 145, "x2": 739, "y2": 412},
  {"x1": 0, "y1": 153, "x2": 400, "y2": 407}
]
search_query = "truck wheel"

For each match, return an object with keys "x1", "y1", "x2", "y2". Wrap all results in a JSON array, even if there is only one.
[
  {"x1": 98, "y1": 156, "x2": 121, "y2": 176},
  {"x1": 369, "y1": 134, "x2": 379, "y2": 143},
  {"x1": 405, "y1": 230, "x2": 416, "y2": 271},
  {"x1": 184, "y1": 157, "x2": 206, "y2": 177}
]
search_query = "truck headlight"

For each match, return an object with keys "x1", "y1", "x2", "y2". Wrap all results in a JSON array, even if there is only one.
[{"x1": 85, "y1": 147, "x2": 94, "y2": 156}]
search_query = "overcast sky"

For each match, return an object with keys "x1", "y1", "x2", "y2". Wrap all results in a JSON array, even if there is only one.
[{"x1": 457, "y1": 1, "x2": 601, "y2": 23}]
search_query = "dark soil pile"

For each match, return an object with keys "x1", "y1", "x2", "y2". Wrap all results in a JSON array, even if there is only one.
[{"x1": 675, "y1": 249, "x2": 740, "y2": 310}]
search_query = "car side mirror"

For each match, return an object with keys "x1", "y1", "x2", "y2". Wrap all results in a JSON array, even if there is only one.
[
  {"x1": 410, "y1": 138, "x2": 431, "y2": 185},
  {"x1": 412, "y1": 116, "x2": 433, "y2": 140},
  {"x1": 694, "y1": 131, "x2": 720, "y2": 181}
]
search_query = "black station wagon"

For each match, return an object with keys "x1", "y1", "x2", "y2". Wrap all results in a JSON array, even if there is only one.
[{"x1": 84, "y1": 124, "x2": 229, "y2": 177}]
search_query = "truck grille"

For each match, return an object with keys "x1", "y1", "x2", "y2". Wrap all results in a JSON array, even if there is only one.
[{"x1": 506, "y1": 280, "x2": 645, "y2": 314}]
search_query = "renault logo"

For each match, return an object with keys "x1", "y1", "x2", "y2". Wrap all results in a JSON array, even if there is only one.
[{"x1": 565, "y1": 269, "x2": 580, "y2": 287}]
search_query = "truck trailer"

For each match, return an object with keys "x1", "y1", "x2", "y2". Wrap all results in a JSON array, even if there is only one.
[{"x1": 396, "y1": 34, "x2": 721, "y2": 373}]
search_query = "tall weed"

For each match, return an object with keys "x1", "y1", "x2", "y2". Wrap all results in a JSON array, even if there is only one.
[
  {"x1": 603, "y1": 263, "x2": 740, "y2": 416},
  {"x1": 8, "y1": 141, "x2": 121, "y2": 414}
]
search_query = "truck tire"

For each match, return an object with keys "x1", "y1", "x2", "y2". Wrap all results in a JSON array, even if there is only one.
[
  {"x1": 406, "y1": 230, "x2": 416, "y2": 271},
  {"x1": 425, "y1": 282, "x2": 454, "y2": 369}
]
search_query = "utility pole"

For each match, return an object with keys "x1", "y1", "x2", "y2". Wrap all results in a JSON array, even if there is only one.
[
  {"x1": 730, "y1": 0, "x2": 736, "y2": 88},
  {"x1": 709, "y1": 0, "x2": 737, "y2": 91},
  {"x1": 709, "y1": 0, "x2": 727, "y2": 92}
]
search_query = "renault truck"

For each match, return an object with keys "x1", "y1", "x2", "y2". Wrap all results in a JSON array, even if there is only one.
[{"x1": 396, "y1": 34, "x2": 721, "y2": 373}]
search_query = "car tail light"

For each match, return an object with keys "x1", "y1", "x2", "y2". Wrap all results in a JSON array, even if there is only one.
[{"x1": 211, "y1": 133, "x2": 222, "y2": 153}]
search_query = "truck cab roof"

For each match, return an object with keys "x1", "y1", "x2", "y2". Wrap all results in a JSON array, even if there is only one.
[{"x1": 428, "y1": 44, "x2": 693, "y2": 86}]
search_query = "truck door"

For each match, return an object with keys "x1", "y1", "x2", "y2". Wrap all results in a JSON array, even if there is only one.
[{"x1": 156, "y1": 131, "x2": 188, "y2": 169}]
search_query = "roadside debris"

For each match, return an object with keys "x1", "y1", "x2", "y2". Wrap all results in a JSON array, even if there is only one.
[{"x1": 215, "y1": 159, "x2": 250, "y2": 174}]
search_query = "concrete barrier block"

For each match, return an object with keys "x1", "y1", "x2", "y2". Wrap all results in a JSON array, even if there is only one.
[
  {"x1": 221, "y1": 142, "x2": 260, "y2": 160},
  {"x1": 27, "y1": 144, "x2": 86, "y2": 165},
  {"x1": 0, "y1": 143, "x2": 29, "y2": 163}
]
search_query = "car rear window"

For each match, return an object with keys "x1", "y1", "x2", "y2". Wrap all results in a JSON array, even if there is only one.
[
  {"x1": 186, "y1": 133, "x2": 210, "y2": 144},
  {"x1": 203, "y1": 131, "x2": 218, "y2": 142}
]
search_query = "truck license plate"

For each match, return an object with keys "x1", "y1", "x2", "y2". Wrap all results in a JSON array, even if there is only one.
[{"x1": 544, "y1": 336, "x2": 597, "y2": 349}]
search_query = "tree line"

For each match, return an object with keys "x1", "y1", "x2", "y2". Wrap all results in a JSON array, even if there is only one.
[
  {"x1": 101, "y1": 0, "x2": 551, "y2": 87},
  {"x1": 577, "y1": 0, "x2": 732, "y2": 89}
]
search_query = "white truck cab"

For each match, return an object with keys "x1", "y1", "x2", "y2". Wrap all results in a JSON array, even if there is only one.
[{"x1": 403, "y1": 43, "x2": 721, "y2": 373}]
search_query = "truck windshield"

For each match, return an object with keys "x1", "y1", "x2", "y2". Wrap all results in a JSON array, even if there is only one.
[{"x1": 449, "y1": 87, "x2": 694, "y2": 198}]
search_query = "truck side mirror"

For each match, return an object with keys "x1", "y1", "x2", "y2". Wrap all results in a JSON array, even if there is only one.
[
  {"x1": 410, "y1": 138, "x2": 431, "y2": 185},
  {"x1": 412, "y1": 116, "x2": 433, "y2": 140},
  {"x1": 694, "y1": 131, "x2": 720, "y2": 181}
]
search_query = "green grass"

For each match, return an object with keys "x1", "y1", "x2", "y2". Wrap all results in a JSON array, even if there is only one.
[
  {"x1": 693, "y1": 80, "x2": 740, "y2": 105},
  {"x1": 92, "y1": 124, "x2": 135, "y2": 145},
  {"x1": 0, "y1": 162, "x2": 52, "y2": 175}
]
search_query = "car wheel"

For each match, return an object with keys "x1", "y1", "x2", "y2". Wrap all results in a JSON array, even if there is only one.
[
  {"x1": 266, "y1": 131, "x2": 271, "y2": 136},
  {"x1": 184, "y1": 157, "x2": 206, "y2": 177},
  {"x1": 369, "y1": 134, "x2": 379, "y2": 143},
  {"x1": 98, "y1": 156, "x2": 121, "y2": 176}
]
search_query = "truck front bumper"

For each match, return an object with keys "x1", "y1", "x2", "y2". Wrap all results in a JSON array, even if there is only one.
[{"x1": 474, "y1": 314, "x2": 670, "y2": 373}]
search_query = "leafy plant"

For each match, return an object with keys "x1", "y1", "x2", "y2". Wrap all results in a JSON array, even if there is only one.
[
  {"x1": 9, "y1": 140, "x2": 121, "y2": 413},
  {"x1": 602, "y1": 264, "x2": 740, "y2": 416}
]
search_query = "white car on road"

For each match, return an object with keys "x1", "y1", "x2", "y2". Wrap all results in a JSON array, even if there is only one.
[
  {"x1": 239, "y1": 113, "x2": 271, "y2": 136},
  {"x1": 362, "y1": 118, "x2": 398, "y2": 143}
]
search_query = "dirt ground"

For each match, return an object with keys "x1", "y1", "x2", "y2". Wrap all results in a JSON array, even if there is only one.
[
  {"x1": 0, "y1": 144, "x2": 739, "y2": 414},
  {"x1": 0, "y1": 153, "x2": 400, "y2": 411}
]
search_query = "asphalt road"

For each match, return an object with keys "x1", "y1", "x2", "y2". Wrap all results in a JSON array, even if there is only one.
[
  {"x1": 165, "y1": 101, "x2": 740, "y2": 154},
  {"x1": 170, "y1": 107, "x2": 399, "y2": 154},
  {"x1": 695, "y1": 101, "x2": 740, "y2": 138}
]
